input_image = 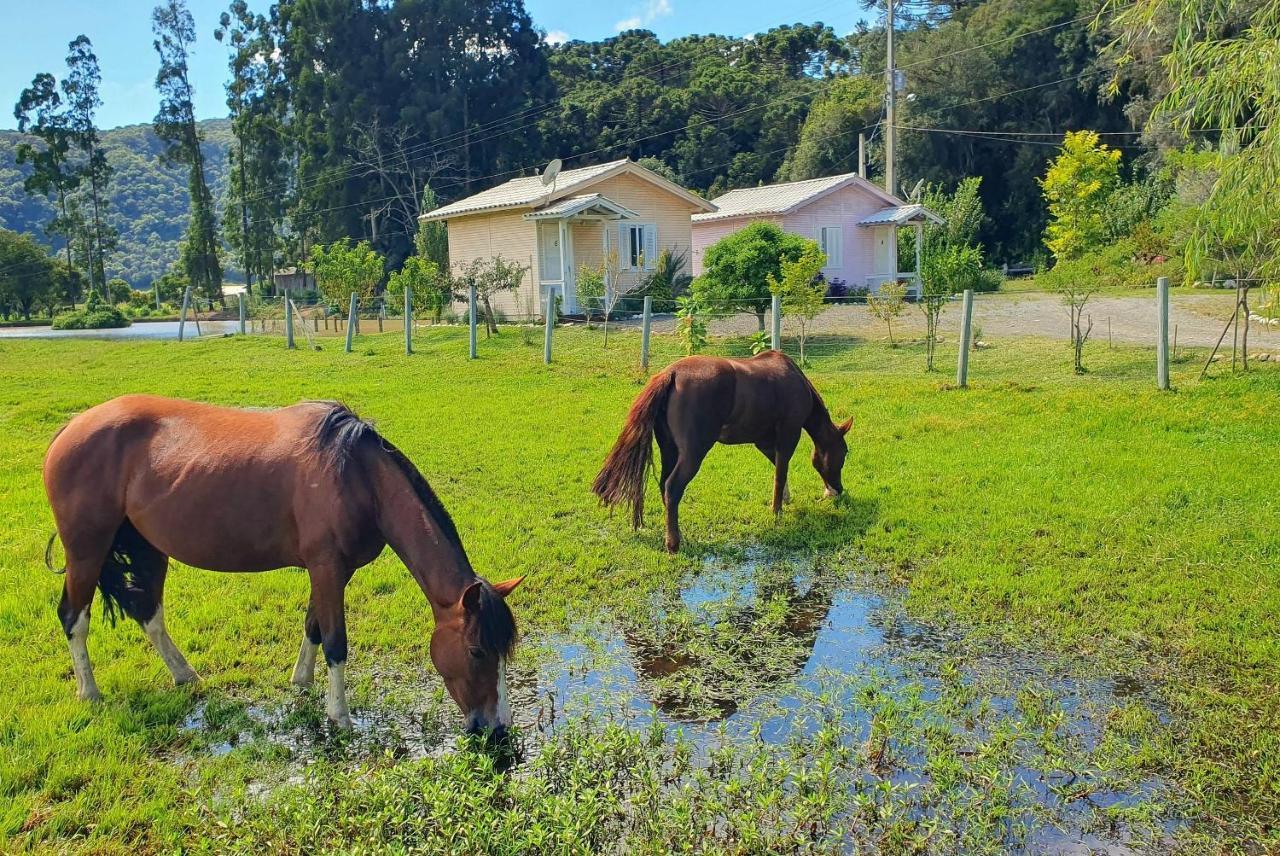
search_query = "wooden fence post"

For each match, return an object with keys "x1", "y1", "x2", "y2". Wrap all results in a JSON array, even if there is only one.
[
  {"x1": 641, "y1": 295, "x2": 653, "y2": 371},
  {"x1": 178, "y1": 285, "x2": 191, "y2": 341},
  {"x1": 468, "y1": 284, "x2": 478, "y2": 360},
  {"x1": 544, "y1": 287, "x2": 555, "y2": 365},
  {"x1": 404, "y1": 285, "x2": 413, "y2": 355},
  {"x1": 344, "y1": 292, "x2": 357, "y2": 353},
  {"x1": 1157, "y1": 276, "x2": 1170, "y2": 390},
  {"x1": 956, "y1": 288, "x2": 974, "y2": 388},
  {"x1": 771, "y1": 293, "x2": 782, "y2": 351},
  {"x1": 238, "y1": 292, "x2": 246, "y2": 335},
  {"x1": 285, "y1": 289, "x2": 296, "y2": 349}
]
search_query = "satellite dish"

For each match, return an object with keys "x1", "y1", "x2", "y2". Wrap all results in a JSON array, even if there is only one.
[
  {"x1": 905, "y1": 178, "x2": 924, "y2": 202},
  {"x1": 541, "y1": 158, "x2": 563, "y2": 187}
]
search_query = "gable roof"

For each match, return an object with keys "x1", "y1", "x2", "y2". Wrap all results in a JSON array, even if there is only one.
[
  {"x1": 420, "y1": 159, "x2": 715, "y2": 222},
  {"x1": 692, "y1": 172, "x2": 903, "y2": 223},
  {"x1": 858, "y1": 204, "x2": 946, "y2": 227},
  {"x1": 522, "y1": 194, "x2": 637, "y2": 221}
]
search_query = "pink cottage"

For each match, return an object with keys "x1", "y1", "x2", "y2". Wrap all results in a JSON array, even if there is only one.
[{"x1": 691, "y1": 173, "x2": 943, "y2": 295}]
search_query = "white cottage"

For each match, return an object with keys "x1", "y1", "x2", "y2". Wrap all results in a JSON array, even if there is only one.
[{"x1": 691, "y1": 173, "x2": 943, "y2": 294}]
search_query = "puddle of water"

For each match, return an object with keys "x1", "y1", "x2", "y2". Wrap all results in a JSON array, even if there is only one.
[{"x1": 176, "y1": 548, "x2": 1179, "y2": 852}]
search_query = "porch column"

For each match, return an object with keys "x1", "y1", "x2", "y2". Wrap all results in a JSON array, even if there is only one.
[
  {"x1": 557, "y1": 218, "x2": 568, "y2": 313},
  {"x1": 914, "y1": 222, "x2": 924, "y2": 295}
]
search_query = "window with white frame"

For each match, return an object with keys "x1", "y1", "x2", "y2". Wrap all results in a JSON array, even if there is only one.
[
  {"x1": 819, "y1": 225, "x2": 842, "y2": 269},
  {"x1": 617, "y1": 223, "x2": 657, "y2": 271}
]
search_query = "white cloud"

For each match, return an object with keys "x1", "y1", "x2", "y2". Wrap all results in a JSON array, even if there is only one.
[
  {"x1": 544, "y1": 29, "x2": 571, "y2": 45},
  {"x1": 614, "y1": 0, "x2": 673, "y2": 32}
]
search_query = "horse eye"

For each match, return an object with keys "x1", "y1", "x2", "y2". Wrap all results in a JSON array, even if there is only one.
[{"x1": 468, "y1": 646, "x2": 485, "y2": 660}]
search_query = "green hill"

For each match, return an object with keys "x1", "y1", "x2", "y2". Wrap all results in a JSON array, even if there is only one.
[{"x1": 0, "y1": 118, "x2": 232, "y2": 287}]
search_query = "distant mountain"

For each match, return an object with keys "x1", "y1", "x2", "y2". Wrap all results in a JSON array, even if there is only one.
[{"x1": 0, "y1": 117, "x2": 233, "y2": 287}]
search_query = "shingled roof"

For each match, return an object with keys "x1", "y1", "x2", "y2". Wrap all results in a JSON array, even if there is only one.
[
  {"x1": 420, "y1": 159, "x2": 715, "y2": 222},
  {"x1": 692, "y1": 173, "x2": 903, "y2": 223}
]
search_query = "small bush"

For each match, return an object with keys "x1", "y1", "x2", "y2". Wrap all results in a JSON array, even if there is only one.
[
  {"x1": 52, "y1": 306, "x2": 131, "y2": 330},
  {"x1": 973, "y1": 268, "x2": 1005, "y2": 293}
]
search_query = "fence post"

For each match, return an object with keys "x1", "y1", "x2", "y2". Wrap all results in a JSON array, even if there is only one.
[
  {"x1": 1156, "y1": 276, "x2": 1170, "y2": 390},
  {"x1": 468, "y1": 284, "x2": 478, "y2": 359},
  {"x1": 154, "y1": 282, "x2": 161, "y2": 311},
  {"x1": 404, "y1": 285, "x2": 413, "y2": 355},
  {"x1": 284, "y1": 289, "x2": 296, "y2": 349},
  {"x1": 238, "y1": 292, "x2": 246, "y2": 334},
  {"x1": 956, "y1": 288, "x2": 974, "y2": 388},
  {"x1": 544, "y1": 287, "x2": 555, "y2": 365},
  {"x1": 178, "y1": 285, "x2": 191, "y2": 341},
  {"x1": 345, "y1": 292, "x2": 357, "y2": 353},
  {"x1": 641, "y1": 295, "x2": 653, "y2": 371},
  {"x1": 771, "y1": 293, "x2": 782, "y2": 351}
]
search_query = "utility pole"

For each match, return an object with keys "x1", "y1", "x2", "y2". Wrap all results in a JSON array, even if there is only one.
[
  {"x1": 884, "y1": 0, "x2": 896, "y2": 195},
  {"x1": 858, "y1": 132, "x2": 867, "y2": 178}
]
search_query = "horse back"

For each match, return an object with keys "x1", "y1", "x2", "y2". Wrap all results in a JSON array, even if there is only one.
[{"x1": 663, "y1": 352, "x2": 812, "y2": 445}]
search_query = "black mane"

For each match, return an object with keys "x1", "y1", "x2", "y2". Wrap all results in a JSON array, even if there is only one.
[{"x1": 309, "y1": 403, "x2": 515, "y2": 655}]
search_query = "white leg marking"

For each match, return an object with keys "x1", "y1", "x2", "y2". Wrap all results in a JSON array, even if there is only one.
[
  {"x1": 326, "y1": 660, "x2": 351, "y2": 728},
  {"x1": 68, "y1": 607, "x2": 101, "y2": 701},
  {"x1": 291, "y1": 638, "x2": 318, "y2": 686},
  {"x1": 496, "y1": 656, "x2": 511, "y2": 728},
  {"x1": 142, "y1": 604, "x2": 198, "y2": 685}
]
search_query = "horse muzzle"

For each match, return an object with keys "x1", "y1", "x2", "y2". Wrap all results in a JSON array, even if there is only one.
[{"x1": 824, "y1": 486, "x2": 843, "y2": 498}]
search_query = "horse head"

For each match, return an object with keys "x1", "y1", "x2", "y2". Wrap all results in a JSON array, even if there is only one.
[
  {"x1": 812, "y1": 417, "x2": 852, "y2": 497},
  {"x1": 430, "y1": 576, "x2": 523, "y2": 739}
]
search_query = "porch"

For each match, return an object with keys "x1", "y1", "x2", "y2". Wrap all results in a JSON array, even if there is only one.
[
  {"x1": 857, "y1": 203, "x2": 946, "y2": 297},
  {"x1": 524, "y1": 194, "x2": 637, "y2": 314}
]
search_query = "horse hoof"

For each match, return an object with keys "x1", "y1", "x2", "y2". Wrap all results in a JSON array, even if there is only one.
[
  {"x1": 329, "y1": 713, "x2": 353, "y2": 730},
  {"x1": 175, "y1": 670, "x2": 200, "y2": 686},
  {"x1": 79, "y1": 688, "x2": 102, "y2": 702},
  {"x1": 290, "y1": 675, "x2": 313, "y2": 688}
]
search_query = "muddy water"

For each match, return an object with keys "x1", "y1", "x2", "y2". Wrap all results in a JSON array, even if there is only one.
[{"x1": 179, "y1": 549, "x2": 1179, "y2": 851}]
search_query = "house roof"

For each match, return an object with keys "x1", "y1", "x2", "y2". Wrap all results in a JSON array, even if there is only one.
[
  {"x1": 522, "y1": 193, "x2": 638, "y2": 221},
  {"x1": 692, "y1": 172, "x2": 904, "y2": 223},
  {"x1": 420, "y1": 159, "x2": 715, "y2": 222},
  {"x1": 857, "y1": 204, "x2": 945, "y2": 227}
]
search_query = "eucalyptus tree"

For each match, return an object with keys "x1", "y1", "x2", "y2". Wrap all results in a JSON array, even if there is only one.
[
  {"x1": 61, "y1": 36, "x2": 116, "y2": 298},
  {"x1": 13, "y1": 73, "x2": 80, "y2": 291},
  {"x1": 153, "y1": 0, "x2": 223, "y2": 302}
]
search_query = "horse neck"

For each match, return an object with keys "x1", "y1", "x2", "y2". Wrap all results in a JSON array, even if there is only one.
[
  {"x1": 369, "y1": 453, "x2": 475, "y2": 610},
  {"x1": 802, "y1": 389, "x2": 839, "y2": 449}
]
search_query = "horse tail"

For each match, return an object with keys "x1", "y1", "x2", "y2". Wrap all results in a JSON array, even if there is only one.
[
  {"x1": 95, "y1": 521, "x2": 158, "y2": 627},
  {"x1": 593, "y1": 370, "x2": 675, "y2": 529},
  {"x1": 45, "y1": 532, "x2": 62, "y2": 573}
]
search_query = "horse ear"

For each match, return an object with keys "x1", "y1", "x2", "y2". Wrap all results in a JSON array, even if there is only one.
[
  {"x1": 837, "y1": 418, "x2": 853, "y2": 435},
  {"x1": 491, "y1": 576, "x2": 524, "y2": 599},
  {"x1": 460, "y1": 580, "x2": 483, "y2": 612}
]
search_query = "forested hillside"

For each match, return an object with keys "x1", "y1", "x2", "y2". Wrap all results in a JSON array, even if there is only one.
[{"x1": 0, "y1": 119, "x2": 231, "y2": 286}]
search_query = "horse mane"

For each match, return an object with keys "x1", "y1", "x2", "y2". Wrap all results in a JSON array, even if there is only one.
[{"x1": 308, "y1": 402, "x2": 515, "y2": 656}]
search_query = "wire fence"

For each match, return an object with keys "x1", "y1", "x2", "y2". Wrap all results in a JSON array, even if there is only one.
[{"x1": 164, "y1": 279, "x2": 1280, "y2": 385}]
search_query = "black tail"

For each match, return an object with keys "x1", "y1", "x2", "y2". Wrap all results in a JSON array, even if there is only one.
[
  {"x1": 96, "y1": 521, "x2": 162, "y2": 626},
  {"x1": 592, "y1": 371, "x2": 675, "y2": 528}
]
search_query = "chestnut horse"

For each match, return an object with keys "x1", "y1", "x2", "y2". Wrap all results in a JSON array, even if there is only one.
[
  {"x1": 43, "y1": 395, "x2": 521, "y2": 735},
  {"x1": 593, "y1": 351, "x2": 852, "y2": 552}
]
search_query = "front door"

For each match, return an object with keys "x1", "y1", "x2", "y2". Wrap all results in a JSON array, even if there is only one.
[
  {"x1": 873, "y1": 226, "x2": 894, "y2": 277},
  {"x1": 538, "y1": 222, "x2": 562, "y2": 284}
]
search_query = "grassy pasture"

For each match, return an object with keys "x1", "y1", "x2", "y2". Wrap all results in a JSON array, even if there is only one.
[{"x1": 0, "y1": 326, "x2": 1277, "y2": 852}]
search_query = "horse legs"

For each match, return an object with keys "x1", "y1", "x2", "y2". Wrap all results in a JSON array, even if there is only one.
[
  {"x1": 754, "y1": 443, "x2": 791, "y2": 508},
  {"x1": 655, "y1": 422, "x2": 679, "y2": 508},
  {"x1": 128, "y1": 541, "x2": 198, "y2": 686},
  {"x1": 55, "y1": 523, "x2": 119, "y2": 702},
  {"x1": 290, "y1": 604, "x2": 321, "y2": 687},
  {"x1": 662, "y1": 445, "x2": 710, "y2": 554},
  {"x1": 307, "y1": 565, "x2": 351, "y2": 728},
  {"x1": 770, "y1": 433, "x2": 801, "y2": 517}
]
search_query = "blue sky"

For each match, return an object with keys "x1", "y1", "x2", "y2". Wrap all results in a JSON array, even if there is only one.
[{"x1": 0, "y1": 0, "x2": 871, "y2": 131}]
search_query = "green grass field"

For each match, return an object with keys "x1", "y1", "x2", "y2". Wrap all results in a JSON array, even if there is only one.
[{"x1": 1, "y1": 325, "x2": 1277, "y2": 853}]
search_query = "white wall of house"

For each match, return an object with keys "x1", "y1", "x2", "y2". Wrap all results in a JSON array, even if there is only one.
[{"x1": 691, "y1": 183, "x2": 900, "y2": 291}]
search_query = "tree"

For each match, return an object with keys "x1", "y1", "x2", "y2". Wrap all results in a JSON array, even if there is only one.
[
  {"x1": 777, "y1": 76, "x2": 879, "y2": 181},
  {"x1": 693, "y1": 222, "x2": 810, "y2": 330},
  {"x1": 639, "y1": 247, "x2": 692, "y2": 313},
  {"x1": 867, "y1": 280, "x2": 908, "y2": 344},
  {"x1": 386, "y1": 256, "x2": 449, "y2": 322},
  {"x1": 310, "y1": 239, "x2": 384, "y2": 305},
  {"x1": 767, "y1": 242, "x2": 827, "y2": 365},
  {"x1": 61, "y1": 36, "x2": 115, "y2": 299},
  {"x1": 415, "y1": 187, "x2": 450, "y2": 272},
  {"x1": 1040, "y1": 255, "x2": 1099, "y2": 374},
  {"x1": 919, "y1": 245, "x2": 982, "y2": 370},
  {"x1": 0, "y1": 229, "x2": 57, "y2": 320},
  {"x1": 1039, "y1": 131, "x2": 1122, "y2": 260},
  {"x1": 451, "y1": 256, "x2": 527, "y2": 337},
  {"x1": 13, "y1": 73, "x2": 80, "y2": 294},
  {"x1": 153, "y1": 0, "x2": 223, "y2": 303},
  {"x1": 577, "y1": 247, "x2": 636, "y2": 347},
  {"x1": 106, "y1": 277, "x2": 132, "y2": 305}
]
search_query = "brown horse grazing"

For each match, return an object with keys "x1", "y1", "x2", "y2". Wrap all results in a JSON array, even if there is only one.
[
  {"x1": 593, "y1": 351, "x2": 852, "y2": 552},
  {"x1": 43, "y1": 395, "x2": 522, "y2": 735}
]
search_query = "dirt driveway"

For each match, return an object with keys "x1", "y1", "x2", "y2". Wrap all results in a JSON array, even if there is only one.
[{"x1": 645, "y1": 291, "x2": 1280, "y2": 352}]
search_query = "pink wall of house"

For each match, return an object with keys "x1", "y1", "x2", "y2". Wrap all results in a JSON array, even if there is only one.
[{"x1": 691, "y1": 184, "x2": 898, "y2": 291}]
